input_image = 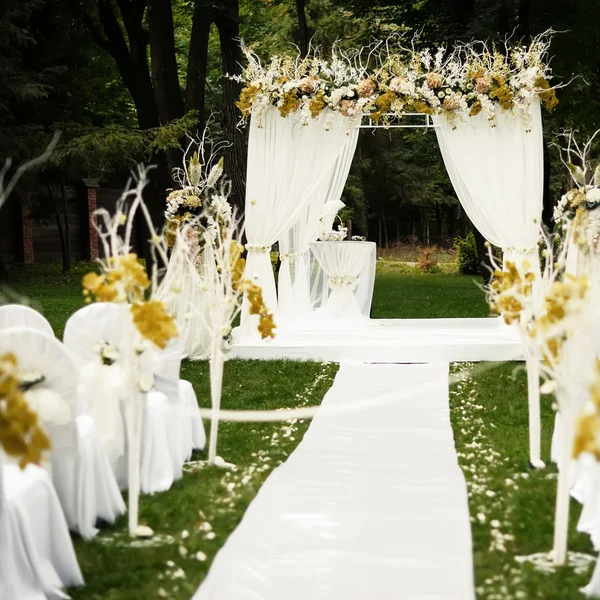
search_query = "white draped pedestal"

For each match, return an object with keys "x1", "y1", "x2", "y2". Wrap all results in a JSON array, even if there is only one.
[
  {"x1": 309, "y1": 241, "x2": 376, "y2": 321},
  {"x1": 193, "y1": 362, "x2": 475, "y2": 600}
]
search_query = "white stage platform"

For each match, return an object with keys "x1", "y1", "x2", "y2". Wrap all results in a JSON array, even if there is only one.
[{"x1": 231, "y1": 317, "x2": 522, "y2": 363}]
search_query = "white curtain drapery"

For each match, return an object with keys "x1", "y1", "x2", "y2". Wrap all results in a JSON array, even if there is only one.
[
  {"x1": 277, "y1": 126, "x2": 360, "y2": 322},
  {"x1": 432, "y1": 100, "x2": 543, "y2": 254},
  {"x1": 239, "y1": 106, "x2": 356, "y2": 339},
  {"x1": 433, "y1": 100, "x2": 544, "y2": 468}
]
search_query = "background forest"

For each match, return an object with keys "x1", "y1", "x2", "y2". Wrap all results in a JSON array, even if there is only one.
[{"x1": 1, "y1": 0, "x2": 599, "y2": 274}]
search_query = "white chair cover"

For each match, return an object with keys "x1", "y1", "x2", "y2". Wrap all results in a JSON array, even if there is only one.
[
  {"x1": 240, "y1": 107, "x2": 356, "y2": 338},
  {"x1": 0, "y1": 327, "x2": 125, "y2": 539},
  {"x1": 309, "y1": 241, "x2": 377, "y2": 322},
  {"x1": 154, "y1": 336, "x2": 206, "y2": 461},
  {"x1": 0, "y1": 459, "x2": 84, "y2": 599},
  {"x1": 0, "y1": 304, "x2": 54, "y2": 337},
  {"x1": 63, "y1": 303, "x2": 181, "y2": 494}
]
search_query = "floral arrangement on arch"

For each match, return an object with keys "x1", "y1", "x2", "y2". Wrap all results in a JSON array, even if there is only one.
[
  {"x1": 235, "y1": 43, "x2": 378, "y2": 125},
  {"x1": 235, "y1": 32, "x2": 558, "y2": 126},
  {"x1": 372, "y1": 32, "x2": 557, "y2": 125}
]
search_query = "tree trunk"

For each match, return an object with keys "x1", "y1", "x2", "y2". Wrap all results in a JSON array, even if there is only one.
[
  {"x1": 148, "y1": 0, "x2": 184, "y2": 123},
  {"x1": 94, "y1": 0, "x2": 161, "y2": 130},
  {"x1": 215, "y1": 0, "x2": 247, "y2": 212},
  {"x1": 295, "y1": 0, "x2": 310, "y2": 57},
  {"x1": 185, "y1": 1, "x2": 213, "y2": 131}
]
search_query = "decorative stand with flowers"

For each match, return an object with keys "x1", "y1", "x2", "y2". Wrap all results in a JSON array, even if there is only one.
[
  {"x1": 82, "y1": 167, "x2": 179, "y2": 538},
  {"x1": 170, "y1": 168, "x2": 275, "y2": 467},
  {"x1": 159, "y1": 129, "x2": 230, "y2": 360}
]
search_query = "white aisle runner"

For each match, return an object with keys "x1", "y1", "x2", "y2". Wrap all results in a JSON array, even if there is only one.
[{"x1": 194, "y1": 363, "x2": 475, "y2": 600}]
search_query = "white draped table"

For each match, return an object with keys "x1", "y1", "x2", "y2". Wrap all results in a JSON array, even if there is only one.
[{"x1": 309, "y1": 241, "x2": 376, "y2": 320}]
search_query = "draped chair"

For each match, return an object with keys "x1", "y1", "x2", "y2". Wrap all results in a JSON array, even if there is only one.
[
  {"x1": 0, "y1": 456, "x2": 84, "y2": 598},
  {"x1": 0, "y1": 327, "x2": 125, "y2": 539},
  {"x1": 63, "y1": 303, "x2": 194, "y2": 493}
]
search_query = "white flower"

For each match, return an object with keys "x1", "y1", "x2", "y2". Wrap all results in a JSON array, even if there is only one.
[
  {"x1": 139, "y1": 374, "x2": 154, "y2": 392},
  {"x1": 540, "y1": 379, "x2": 558, "y2": 394},
  {"x1": 195, "y1": 551, "x2": 207, "y2": 561},
  {"x1": 206, "y1": 157, "x2": 224, "y2": 188},
  {"x1": 587, "y1": 187, "x2": 600, "y2": 204}
]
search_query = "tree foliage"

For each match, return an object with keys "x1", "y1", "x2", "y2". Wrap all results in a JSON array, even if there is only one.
[{"x1": 2, "y1": 0, "x2": 600, "y2": 272}]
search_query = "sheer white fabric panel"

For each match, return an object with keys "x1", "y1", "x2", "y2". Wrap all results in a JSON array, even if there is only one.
[
  {"x1": 241, "y1": 107, "x2": 355, "y2": 338},
  {"x1": 157, "y1": 239, "x2": 211, "y2": 359},
  {"x1": 309, "y1": 241, "x2": 376, "y2": 323},
  {"x1": 432, "y1": 100, "x2": 543, "y2": 253},
  {"x1": 0, "y1": 461, "x2": 84, "y2": 598},
  {"x1": 278, "y1": 126, "x2": 360, "y2": 321}
]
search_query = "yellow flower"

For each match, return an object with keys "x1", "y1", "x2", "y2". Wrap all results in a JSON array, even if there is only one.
[
  {"x1": 0, "y1": 353, "x2": 51, "y2": 469},
  {"x1": 113, "y1": 253, "x2": 150, "y2": 301},
  {"x1": 131, "y1": 300, "x2": 179, "y2": 349},
  {"x1": 371, "y1": 91, "x2": 396, "y2": 122},
  {"x1": 239, "y1": 280, "x2": 276, "y2": 339},
  {"x1": 278, "y1": 90, "x2": 300, "y2": 118},
  {"x1": 309, "y1": 91, "x2": 325, "y2": 118},
  {"x1": 82, "y1": 272, "x2": 118, "y2": 303},
  {"x1": 84, "y1": 253, "x2": 150, "y2": 304},
  {"x1": 230, "y1": 243, "x2": 246, "y2": 291},
  {"x1": 535, "y1": 77, "x2": 558, "y2": 111}
]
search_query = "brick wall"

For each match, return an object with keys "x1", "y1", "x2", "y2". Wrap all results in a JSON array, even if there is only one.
[{"x1": 87, "y1": 186, "x2": 99, "y2": 261}]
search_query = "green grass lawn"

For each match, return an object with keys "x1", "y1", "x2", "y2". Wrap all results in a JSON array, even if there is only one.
[{"x1": 1, "y1": 263, "x2": 594, "y2": 599}]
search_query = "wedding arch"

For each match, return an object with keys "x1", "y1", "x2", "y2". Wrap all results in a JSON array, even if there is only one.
[{"x1": 231, "y1": 33, "x2": 559, "y2": 467}]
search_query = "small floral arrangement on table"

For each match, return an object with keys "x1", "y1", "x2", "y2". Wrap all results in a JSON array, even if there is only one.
[
  {"x1": 0, "y1": 352, "x2": 51, "y2": 468},
  {"x1": 317, "y1": 215, "x2": 348, "y2": 242},
  {"x1": 235, "y1": 32, "x2": 558, "y2": 127}
]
